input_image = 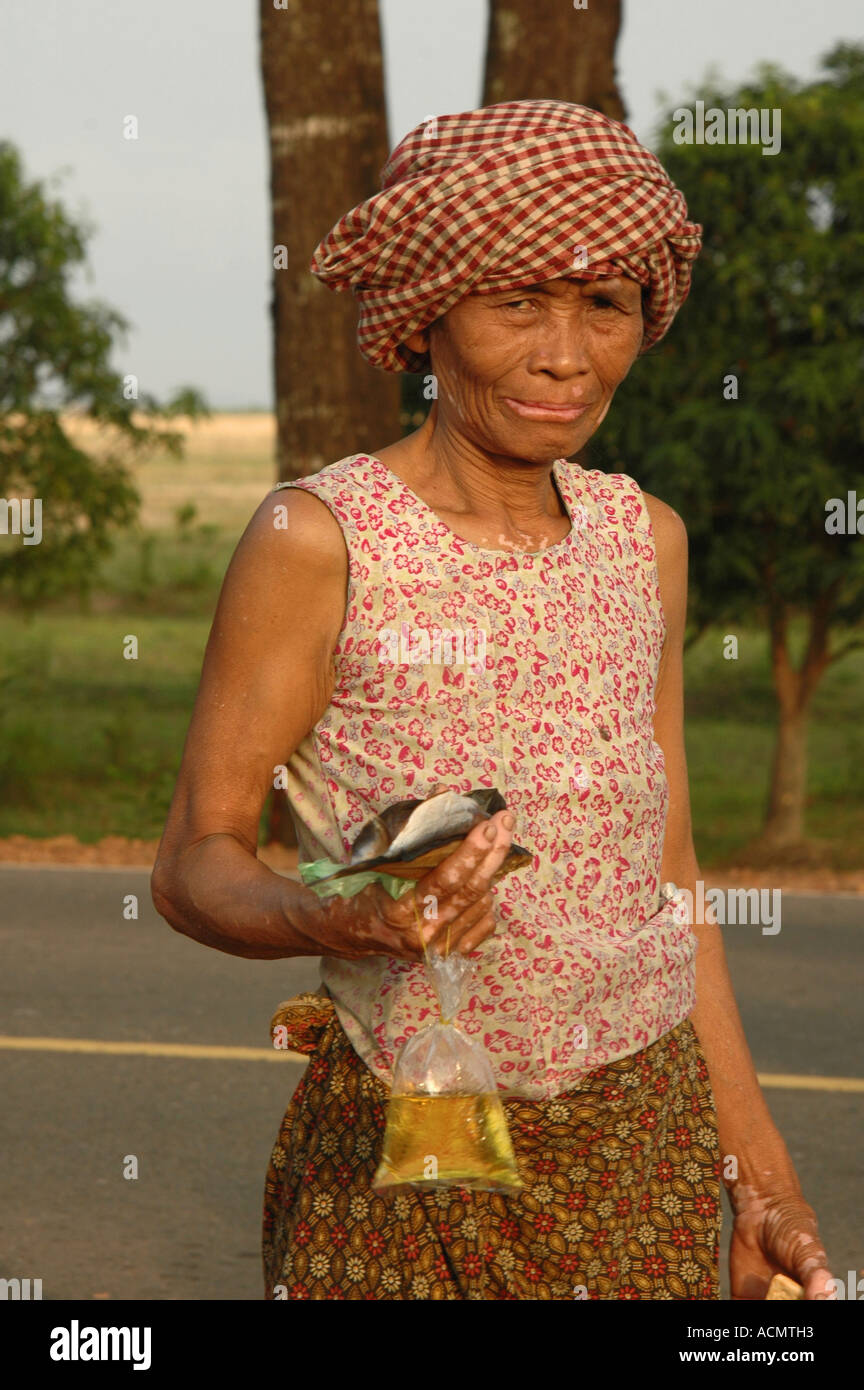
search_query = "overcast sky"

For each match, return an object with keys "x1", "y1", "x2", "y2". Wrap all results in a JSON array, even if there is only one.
[{"x1": 3, "y1": 0, "x2": 860, "y2": 407}]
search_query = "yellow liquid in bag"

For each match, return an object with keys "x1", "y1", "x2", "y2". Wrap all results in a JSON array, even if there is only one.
[{"x1": 373, "y1": 1093, "x2": 523, "y2": 1192}]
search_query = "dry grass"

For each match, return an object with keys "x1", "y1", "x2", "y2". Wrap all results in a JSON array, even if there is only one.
[{"x1": 62, "y1": 411, "x2": 278, "y2": 531}]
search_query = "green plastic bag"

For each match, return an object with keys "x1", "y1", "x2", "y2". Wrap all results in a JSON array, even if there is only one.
[{"x1": 298, "y1": 857, "x2": 416, "y2": 902}]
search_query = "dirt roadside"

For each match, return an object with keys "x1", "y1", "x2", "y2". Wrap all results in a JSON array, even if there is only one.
[{"x1": 1, "y1": 834, "x2": 863, "y2": 894}]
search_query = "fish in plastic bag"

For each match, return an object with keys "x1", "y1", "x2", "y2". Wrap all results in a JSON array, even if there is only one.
[{"x1": 299, "y1": 787, "x2": 531, "y2": 890}]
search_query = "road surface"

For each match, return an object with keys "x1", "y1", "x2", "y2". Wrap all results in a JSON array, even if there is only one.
[{"x1": 1, "y1": 866, "x2": 860, "y2": 1300}]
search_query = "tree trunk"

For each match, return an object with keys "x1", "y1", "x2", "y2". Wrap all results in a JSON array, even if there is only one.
[
  {"x1": 760, "y1": 704, "x2": 809, "y2": 847},
  {"x1": 751, "y1": 592, "x2": 834, "y2": 855},
  {"x1": 481, "y1": 0, "x2": 627, "y2": 472},
  {"x1": 259, "y1": 1, "x2": 401, "y2": 848},
  {"x1": 259, "y1": 0, "x2": 401, "y2": 482},
  {"x1": 483, "y1": 0, "x2": 626, "y2": 119}
]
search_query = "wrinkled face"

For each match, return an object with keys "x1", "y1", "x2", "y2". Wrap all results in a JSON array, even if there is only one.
[{"x1": 406, "y1": 276, "x2": 645, "y2": 464}]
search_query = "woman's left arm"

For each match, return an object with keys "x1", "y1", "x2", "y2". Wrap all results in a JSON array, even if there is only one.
[{"x1": 644, "y1": 491, "x2": 835, "y2": 1301}]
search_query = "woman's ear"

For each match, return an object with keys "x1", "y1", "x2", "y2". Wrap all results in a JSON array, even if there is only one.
[{"x1": 403, "y1": 327, "x2": 430, "y2": 354}]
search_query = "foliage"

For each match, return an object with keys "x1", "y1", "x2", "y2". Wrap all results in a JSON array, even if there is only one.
[
  {"x1": 590, "y1": 43, "x2": 864, "y2": 650},
  {"x1": 0, "y1": 142, "x2": 209, "y2": 607}
]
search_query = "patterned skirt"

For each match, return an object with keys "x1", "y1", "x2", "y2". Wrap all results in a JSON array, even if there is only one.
[{"x1": 262, "y1": 998, "x2": 722, "y2": 1300}]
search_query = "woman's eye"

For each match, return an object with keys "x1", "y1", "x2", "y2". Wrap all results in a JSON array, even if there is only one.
[
  {"x1": 590, "y1": 297, "x2": 617, "y2": 309},
  {"x1": 503, "y1": 298, "x2": 535, "y2": 310}
]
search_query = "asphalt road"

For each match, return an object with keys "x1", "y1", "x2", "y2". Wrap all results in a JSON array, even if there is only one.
[{"x1": 1, "y1": 866, "x2": 861, "y2": 1301}]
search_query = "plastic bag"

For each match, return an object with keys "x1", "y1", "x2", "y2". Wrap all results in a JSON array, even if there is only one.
[
  {"x1": 371, "y1": 899, "x2": 522, "y2": 1194},
  {"x1": 297, "y1": 793, "x2": 525, "y2": 1193},
  {"x1": 298, "y1": 855, "x2": 415, "y2": 902}
]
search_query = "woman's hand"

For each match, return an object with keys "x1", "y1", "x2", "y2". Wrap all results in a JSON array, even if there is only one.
[
  {"x1": 290, "y1": 809, "x2": 516, "y2": 962},
  {"x1": 729, "y1": 1184, "x2": 835, "y2": 1300}
]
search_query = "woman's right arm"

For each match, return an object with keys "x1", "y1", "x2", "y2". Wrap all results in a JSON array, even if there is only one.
[{"x1": 150, "y1": 487, "x2": 514, "y2": 962}]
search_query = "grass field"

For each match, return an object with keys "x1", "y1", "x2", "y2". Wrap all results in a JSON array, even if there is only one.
[{"x1": 1, "y1": 412, "x2": 862, "y2": 868}]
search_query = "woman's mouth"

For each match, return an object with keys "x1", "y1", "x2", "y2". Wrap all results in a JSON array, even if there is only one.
[{"x1": 502, "y1": 397, "x2": 590, "y2": 422}]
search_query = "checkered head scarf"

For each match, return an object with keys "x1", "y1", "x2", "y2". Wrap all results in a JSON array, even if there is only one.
[{"x1": 309, "y1": 99, "x2": 703, "y2": 374}]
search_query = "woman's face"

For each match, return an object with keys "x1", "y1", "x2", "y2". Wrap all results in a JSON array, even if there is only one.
[{"x1": 406, "y1": 275, "x2": 645, "y2": 464}]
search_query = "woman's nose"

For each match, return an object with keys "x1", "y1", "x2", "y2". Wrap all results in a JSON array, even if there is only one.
[{"x1": 526, "y1": 311, "x2": 592, "y2": 376}]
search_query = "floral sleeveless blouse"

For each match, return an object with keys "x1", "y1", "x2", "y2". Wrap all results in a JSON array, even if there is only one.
[{"x1": 273, "y1": 453, "x2": 696, "y2": 1099}]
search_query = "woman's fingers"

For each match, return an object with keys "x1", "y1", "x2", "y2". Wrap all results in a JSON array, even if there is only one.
[
  {"x1": 386, "y1": 809, "x2": 515, "y2": 956},
  {"x1": 355, "y1": 882, "x2": 427, "y2": 961},
  {"x1": 409, "y1": 810, "x2": 515, "y2": 917},
  {"x1": 370, "y1": 884, "x2": 487, "y2": 960},
  {"x1": 318, "y1": 808, "x2": 517, "y2": 962},
  {"x1": 451, "y1": 907, "x2": 497, "y2": 956},
  {"x1": 375, "y1": 891, "x2": 496, "y2": 961},
  {"x1": 424, "y1": 890, "x2": 495, "y2": 954}
]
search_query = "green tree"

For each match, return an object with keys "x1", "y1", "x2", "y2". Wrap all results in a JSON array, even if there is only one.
[
  {"x1": 0, "y1": 142, "x2": 208, "y2": 608},
  {"x1": 589, "y1": 43, "x2": 864, "y2": 858}
]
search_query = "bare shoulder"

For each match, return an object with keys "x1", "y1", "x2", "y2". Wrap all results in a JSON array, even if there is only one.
[
  {"x1": 641, "y1": 490, "x2": 688, "y2": 576},
  {"x1": 247, "y1": 484, "x2": 348, "y2": 568},
  {"x1": 214, "y1": 483, "x2": 349, "y2": 658},
  {"x1": 641, "y1": 490, "x2": 687, "y2": 548},
  {"x1": 640, "y1": 491, "x2": 689, "y2": 648}
]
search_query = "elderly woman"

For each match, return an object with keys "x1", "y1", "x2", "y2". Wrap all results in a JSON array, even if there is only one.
[{"x1": 152, "y1": 100, "x2": 832, "y2": 1301}]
